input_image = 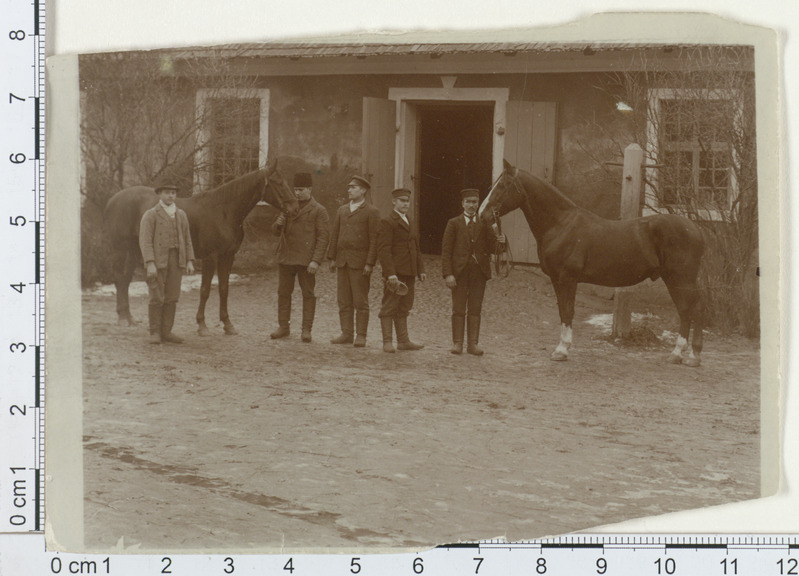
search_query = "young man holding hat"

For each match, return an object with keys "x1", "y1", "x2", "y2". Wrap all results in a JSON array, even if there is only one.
[
  {"x1": 139, "y1": 184, "x2": 195, "y2": 344},
  {"x1": 441, "y1": 188, "x2": 505, "y2": 355},
  {"x1": 270, "y1": 171, "x2": 330, "y2": 343},
  {"x1": 376, "y1": 188, "x2": 426, "y2": 353},
  {"x1": 327, "y1": 175, "x2": 381, "y2": 347}
]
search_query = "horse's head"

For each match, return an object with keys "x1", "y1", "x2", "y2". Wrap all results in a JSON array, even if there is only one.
[
  {"x1": 263, "y1": 158, "x2": 299, "y2": 217},
  {"x1": 479, "y1": 159, "x2": 525, "y2": 226}
]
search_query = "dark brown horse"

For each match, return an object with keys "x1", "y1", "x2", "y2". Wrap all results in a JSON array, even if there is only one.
[
  {"x1": 104, "y1": 160, "x2": 298, "y2": 335},
  {"x1": 480, "y1": 160, "x2": 705, "y2": 366}
]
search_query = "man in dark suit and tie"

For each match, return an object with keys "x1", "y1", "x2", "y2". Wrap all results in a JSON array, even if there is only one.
[
  {"x1": 441, "y1": 188, "x2": 506, "y2": 355},
  {"x1": 376, "y1": 188, "x2": 426, "y2": 353},
  {"x1": 327, "y1": 175, "x2": 381, "y2": 347}
]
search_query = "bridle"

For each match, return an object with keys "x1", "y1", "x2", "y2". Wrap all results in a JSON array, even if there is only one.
[{"x1": 480, "y1": 169, "x2": 519, "y2": 279}]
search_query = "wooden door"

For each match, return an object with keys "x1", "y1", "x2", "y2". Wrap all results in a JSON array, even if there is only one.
[
  {"x1": 502, "y1": 101, "x2": 557, "y2": 264},
  {"x1": 362, "y1": 97, "x2": 397, "y2": 217}
]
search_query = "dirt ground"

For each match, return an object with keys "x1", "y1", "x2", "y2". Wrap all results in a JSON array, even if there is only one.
[{"x1": 81, "y1": 256, "x2": 760, "y2": 552}]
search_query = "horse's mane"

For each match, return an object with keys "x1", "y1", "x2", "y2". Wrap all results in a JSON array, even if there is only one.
[
  {"x1": 193, "y1": 169, "x2": 266, "y2": 207},
  {"x1": 517, "y1": 169, "x2": 578, "y2": 211}
]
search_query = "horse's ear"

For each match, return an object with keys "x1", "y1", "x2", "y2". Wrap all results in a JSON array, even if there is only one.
[
  {"x1": 503, "y1": 159, "x2": 514, "y2": 172},
  {"x1": 266, "y1": 156, "x2": 278, "y2": 173}
]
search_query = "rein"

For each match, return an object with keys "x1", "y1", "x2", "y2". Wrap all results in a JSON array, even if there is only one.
[{"x1": 483, "y1": 170, "x2": 516, "y2": 279}]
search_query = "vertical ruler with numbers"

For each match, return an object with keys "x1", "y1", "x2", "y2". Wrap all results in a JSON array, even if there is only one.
[{"x1": 0, "y1": 0, "x2": 46, "y2": 534}]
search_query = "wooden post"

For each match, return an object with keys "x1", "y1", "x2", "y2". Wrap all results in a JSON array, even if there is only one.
[{"x1": 611, "y1": 144, "x2": 644, "y2": 339}]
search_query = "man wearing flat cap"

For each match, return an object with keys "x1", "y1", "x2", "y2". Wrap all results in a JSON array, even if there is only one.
[
  {"x1": 327, "y1": 175, "x2": 381, "y2": 347},
  {"x1": 441, "y1": 188, "x2": 505, "y2": 355},
  {"x1": 269, "y1": 171, "x2": 330, "y2": 343},
  {"x1": 139, "y1": 184, "x2": 195, "y2": 344},
  {"x1": 376, "y1": 188, "x2": 426, "y2": 353}
]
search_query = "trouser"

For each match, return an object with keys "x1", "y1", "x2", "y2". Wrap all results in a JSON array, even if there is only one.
[
  {"x1": 147, "y1": 248, "x2": 182, "y2": 335},
  {"x1": 336, "y1": 265, "x2": 371, "y2": 336},
  {"x1": 451, "y1": 260, "x2": 487, "y2": 319},
  {"x1": 277, "y1": 264, "x2": 317, "y2": 330},
  {"x1": 378, "y1": 275, "x2": 415, "y2": 318}
]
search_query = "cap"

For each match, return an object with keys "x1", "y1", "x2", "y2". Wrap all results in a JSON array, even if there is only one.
[
  {"x1": 348, "y1": 175, "x2": 371, "y2": 189},
  {"x1": 154, "y1": 185, "x2": 179, "y2": 194},
  {"x1": 460, "y1": 188, "x2": 480, "y2": 200},
  {"x1": 391, "y1": 187, "x2": 412, "y2": 199},
  {"x1": 293, "y1": 172, "x2": 313, "y2": 188}
]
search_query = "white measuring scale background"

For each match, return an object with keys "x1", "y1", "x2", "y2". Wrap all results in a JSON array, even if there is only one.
[{"x1": 2, "y1": 1, "x2": 797, "y2": 574}]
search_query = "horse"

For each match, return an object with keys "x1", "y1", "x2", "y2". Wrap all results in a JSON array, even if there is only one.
[
  {"x1": 103, "y1": 159, "x2": 298, "y2": 336},
  {"x1": 480, "y1": 159, "x2": 706, "y2": 367}
]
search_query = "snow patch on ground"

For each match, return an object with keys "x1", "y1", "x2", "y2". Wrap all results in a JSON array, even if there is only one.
[
  {"x1": 585, "y1": 312, "x2": 678, "y2": 341},
  {"x1": 84, "y1": 274, "x2": 243, "y2": 297}
]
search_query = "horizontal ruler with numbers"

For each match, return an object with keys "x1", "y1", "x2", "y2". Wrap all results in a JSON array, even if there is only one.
[{"x1": 2, "y1": 535, "x2": 799, "y2": 575}]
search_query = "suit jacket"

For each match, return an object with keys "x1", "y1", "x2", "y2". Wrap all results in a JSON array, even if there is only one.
[
  {"x1": 327, "y1": 201, "x2": 381, "y2": 270},
  {"x1": 139, "y1": 203, "x2": 195, "y2": 269},
  {"x1": 441, "y1": 214, "x2": 497, "y2": 279},
  {"x1": 272, "y1": 197, "x2": 330, "y2": 266},
  {"x1": 377, "y1": 211, "x2": 424, "y2": 278}
]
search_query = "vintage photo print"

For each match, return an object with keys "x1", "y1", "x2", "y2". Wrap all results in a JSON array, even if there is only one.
[{"x1": 46, "y1": 13, "x2": 780, "y2": 553}]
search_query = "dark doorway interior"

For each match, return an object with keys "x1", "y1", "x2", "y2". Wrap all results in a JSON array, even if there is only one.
[{"x1": 417, "y1": 104, "x2": 494, "y2": 254}]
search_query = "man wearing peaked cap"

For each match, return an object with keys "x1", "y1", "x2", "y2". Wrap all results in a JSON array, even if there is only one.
[
  {"x1": 327, "y1": 174, "x2": 381, "y2": 347},
  {"x1": 269, "y1": 171, "x2": 330, "y2": 343},
  {"x1": 441, "y1": 187, "x2": 506, "y2": 355},
  {"x1": 376, "y1": 188, "x2": 426, "y2": 353}
]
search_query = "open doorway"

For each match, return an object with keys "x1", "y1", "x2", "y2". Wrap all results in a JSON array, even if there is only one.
[{"x1": 416, "y1": 103, "x2": 494, "y2": 254}]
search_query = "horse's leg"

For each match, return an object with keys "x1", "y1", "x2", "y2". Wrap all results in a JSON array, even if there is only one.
[
  {"x1": 550, "y1": 280, "x2": 577, "y2": 361},
  {"x1": 685, "y1": 290, "x2": 704, "y2": 367},
  {"x1": 664, "y1": 279, "x2": 701, "y2": 367},
  {"x1": 217, "y1": 252, "x2": 238, "y2": 335},
  {"x1": 114, "y1": 241, "x2": 138, "y2": 326},
  {"x1": 197, "y1": 257, "x2": 216, "y2": 336}
]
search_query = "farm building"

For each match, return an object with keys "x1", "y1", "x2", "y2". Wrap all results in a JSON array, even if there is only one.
[{"x1": 80, "y1": 41, "x2": 756, "y2": 265}]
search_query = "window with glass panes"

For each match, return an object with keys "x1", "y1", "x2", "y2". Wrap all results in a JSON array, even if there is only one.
[
  {"x1": 208, "y1": 97, "x2": 261, "y2": 187},
  {"x1": 659, "y1": 98, "x2": 733, "y2": 209}
]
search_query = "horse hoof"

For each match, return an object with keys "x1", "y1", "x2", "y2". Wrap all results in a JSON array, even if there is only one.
[
  {"x1": 197, "y1": 326, "x2": 210, "y2": 336},
  {"x1": 550, "y1": 351, "x2": 568, "y2": 362},
  {"x1": 668, "y1": 354, "x2": 683, "y2": 364},
  {"x1": 224, "y1": 326, "x2": 239, "y2": 336},
  {"x1": 684, "y1": 357, "x2": 701, "y2": 368},
  {"x1": 118, "y1": 317, "x2": 137, "y2": 327}
]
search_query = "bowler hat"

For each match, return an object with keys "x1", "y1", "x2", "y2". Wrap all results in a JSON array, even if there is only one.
[
  {"x1": 348, "y1": 175, "x2": 371, "y2": 189},
  {"x1": 155, "y1": 185, "x2": 179, "y2": 194},
  {"x1": 391, "y1": 187, "x2": 412, "y2": 199},
  {"x1": 293, "y1": 172, "x2": 313, "y2": 188},
  {"x1": 460, "y1": 188, "x2": 480, "y2": 200}
]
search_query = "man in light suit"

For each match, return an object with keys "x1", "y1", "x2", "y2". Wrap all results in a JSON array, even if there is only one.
[
  {"x1": 327, "y1": 175, "x2": 381, "y2": 347},
  {"x1": 139, "y1": 184, "x2": 195, "y2": 344},
  {"x1": 441, "y1": 188, "x2": 505, "y2": 355},
  {"x1": 376, "y1": 188, "x2": 426, "y2": 353},
  {"x1": 269, "y1": 172, "x2": 330, "y2": 343}
]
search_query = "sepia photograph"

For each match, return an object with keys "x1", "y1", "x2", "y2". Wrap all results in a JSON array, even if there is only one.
[{"x1": 44, "y1": 12, "x2": 780, "y2": 553}]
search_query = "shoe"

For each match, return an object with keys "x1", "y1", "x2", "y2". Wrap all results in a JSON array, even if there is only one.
[
  {"x1": 161, "y1": 332, "x2": 184, "y2": 344},
  {"x1": 330, "y1": 333, "x2": 354, "y2": 344},
  {"x1": 270, "y1": 326, "x2": 290, "y2": 339},
  {"x1": 301, "y1": 329, "x2": 312, "y2": 343},
  {"x1": 353, "y1": 334, "x2": 367, "y2": 348},
  {"x1": 467, "y1": 316, "x2": 484, "y2": 356},
  {"x1": 149, "y1": 332, "x2": 162, "y2": 345},
  {"x1": 381, "y1": 317, "x2": 395, "y2": 353},
  {"x1": 450, "y1": 342, "x2": 463, "y2": 355},
  {"x1": 395, "y1": 317, "x2": 423, "y2": 351}
]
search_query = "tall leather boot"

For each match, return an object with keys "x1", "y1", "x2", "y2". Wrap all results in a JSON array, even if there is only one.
[
  {"x1": 353, "y1": 311, "x2": 369, "y2": 347},
  {"x1": 467, "y1": 315, "x2": 484, "y2": 356},
  {"x1": 270, "y1": 299, "x2": 291, "y2": 339},
  {"x1": 161, "y1": 303, "x2": 183, "y2": 344},
  {"x1": 395, "y1": 316, "x2": 423, "y2": 351},
  {"x1": 331, "y1": 311, "x2": 354, "y2": 344},
  {"x1": 381, "y1": 317, "x2": 395, "y2": 353},
  {"x1": 300, "y1": 297, "x2": 315, "y2": 343},
  {"x1": 451, "y1": 315, "x2": 465, "y2": 355},
  {"x1": 148, "y1": 303, "x2": 162, "y2": 344}
]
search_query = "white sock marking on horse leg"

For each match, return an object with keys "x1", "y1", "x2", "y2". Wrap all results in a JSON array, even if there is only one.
[
  {"x1": 670, "y1": 335, "x2": 687, "y2": 361},
  {"x1": 553, "y1": 324, "x2": 572, "y2": 357}
]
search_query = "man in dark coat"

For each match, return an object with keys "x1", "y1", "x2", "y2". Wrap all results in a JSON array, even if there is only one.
[
  {"x1": 139, "y1": 184, "x2": 195, "y2": 344},
  {"x1": 270, "y1": 172, "x2": 330, "y2": 343},
  {"x1": 327, "y1": 175, "x2": 381, "y2": 347},
  {"x1": 441, "y1": 188, "x2": 506, "y2": 355},
  {"x1": 376, "y1": 188, "x2": 426, "y2": 353}
]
